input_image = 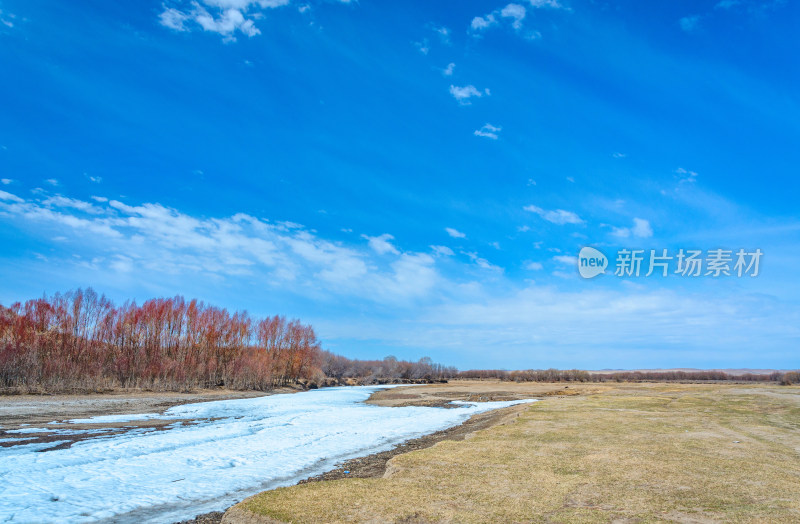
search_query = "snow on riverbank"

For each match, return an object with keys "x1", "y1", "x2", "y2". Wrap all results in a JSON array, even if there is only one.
[{"x1": 0, "y1": 386, "x2": 535, "y2": 523}]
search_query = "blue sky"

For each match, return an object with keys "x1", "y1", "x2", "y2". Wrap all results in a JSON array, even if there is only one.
[{"x1": 1, "y1": 0, "x2": 798, "y2": 370}]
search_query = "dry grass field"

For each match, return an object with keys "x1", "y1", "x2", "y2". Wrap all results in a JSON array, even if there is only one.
[{"x1": 225, "y1": 381, "x2": 800, "y2": 523}]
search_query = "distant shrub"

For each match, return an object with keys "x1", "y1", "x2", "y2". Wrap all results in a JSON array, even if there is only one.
[{"x1": 780, "y1": 371, "x2": 800, "y2": 385}]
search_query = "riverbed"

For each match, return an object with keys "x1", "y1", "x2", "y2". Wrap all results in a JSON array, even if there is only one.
[{"x1": 0, "y1": 386, "x2": 533, "y2": 523}]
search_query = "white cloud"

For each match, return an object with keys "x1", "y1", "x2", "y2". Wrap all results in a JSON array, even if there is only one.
[
  {"x1": 524, "y1": 205, "x2": 584, "y2": 225},
  {"x1": 431, "y1": 245, "x2": 454, "y2": 257},
  {"x1": 517, "y1": 225, "x2": 531, "y2": 232},
  {"x1": 0, "y1": 190, "x2": 24, "y2": 203},
  {"x1": 433, "y1": 25, "x2": 451, "y2": 45},
  {"x1": 445, "y1": 227, "x2": 466, "y2": 239},
  {"x1": 611, "y1": 218, "x2": 653, "y2": 239},
  {"x1": 159, "y1": 0, "x2": 348, "y2": 40},
  {"x1": 471, "y1": 0, "x2": 562, "y2": 36},
  {"x1": 470, "y1": 14, "x2": 497, "y2": 31},
  {"x1": 612, "y1": 152, "x2": 626, "y2": 159},
  {"x1": 464, "y1": 251, "x2": 503, "y2": 272},
  {"x1": 353, "y1": 286, "x2": 800, "y2": 368},
  {"x1": 553, "y1": 255, "x2": 577, "y2": 265},
  {"x1": 159, "y1": 7, "x2": 190, "y2": 31},
  {"x1": 529, "y1": 0, "x2": 562, "y2": 7},
  {"x1": 1, "y1": 179, "x2": 12, "y2": 185},
  {"x1": 45, "y1": 179, "x2": 59, "y2": 186},
  {"x1": 414, "y1": 38, "x2": 430, "y2": 55},
  {"x1": 500, "y1": 3, "x2": 526, "y2": 30},
  {"x1": 42, "y1": 196, "x2": 104, "y2": 214},
  {"x1": 474, "y1": 123, "x2": 502, "y2": 140},
  {"x1": 449, "y1": 85, "x2": 488, "y2": 104},
  {"x1": 676, "y1": 167, "x2": 698, "y2": 183},
  {"x1": 680, "y1": 15, "x2": 700, "y2": 32},
  {"x1": 0, "y1": 8, "x2": 16, "y2": 28},
  {"x1": 0, "y1": 193, "x2": 451, "y2": 304},
  {"x1": 442, "y1": 62, "x2": 455, "y2": 76},
  {"x1": 525, "y1": 261, "x2": 543, "y2": 270},
  {"x1": 196, "y1": 5, "x2": 261, "y2": 38},
  {"x1": 361, "y1": 233, "x2": 399, "y2": 255}
]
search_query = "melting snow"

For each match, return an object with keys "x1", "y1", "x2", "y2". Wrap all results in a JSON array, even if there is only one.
[{"x1": 0, "y1": 386, "x2": 535, "y2": 523}]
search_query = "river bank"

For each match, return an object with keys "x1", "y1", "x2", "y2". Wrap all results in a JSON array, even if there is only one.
[
  {"x1": 0, "y1": 383, "x2": 532, "y2": 523},
  {"x1": 225, "y1": 382, "x2": 800, "y2": 523}
]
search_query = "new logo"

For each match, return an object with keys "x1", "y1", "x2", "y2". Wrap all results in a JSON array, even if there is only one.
[{"x1": 578, "y1": 247, "x2": 607, "y2": 279}]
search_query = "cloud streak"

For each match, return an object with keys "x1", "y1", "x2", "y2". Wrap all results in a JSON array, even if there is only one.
[
  {"x1": 474, "y1": 123, "x2": 502, "y2": 140},
  {"x1": 524, "y1": 205, "x2": 584, "y2": 225},
  {"x1": 0, "y1": 192, "x2": 441, "y2": 304}
]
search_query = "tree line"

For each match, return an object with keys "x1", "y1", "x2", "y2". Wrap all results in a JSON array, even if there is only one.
[
  {"x1": 0, "y1": 289, "x2": 456, "y2": 393},
  {"x1": 321, "y1": 352, "x2": 457, "y2": 383},
  {"x1": 457, "y1": 368, "x2": 799, "y2": 384},
  {"x1": 0, "y1": 289, "x2": 319, "y2": 391},
  {"x1": 1, "y1": 289, "x2": 796, "y2": 392}
]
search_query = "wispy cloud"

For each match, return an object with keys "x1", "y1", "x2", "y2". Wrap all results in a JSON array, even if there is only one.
[
  {"x1": 0, "y1": 190, "x2": 24, "y2": 203},
  {"x1": 611, "y1": 218, "x2": 653, "y2": 239},
  {"x1": 442, "y1": 62, "x2": 455, "y2": 76},
  {"x1": 524, "y1": 205, "x2": 584, "y2": 225},
  {"x1": 158, "y1": 0, "x2": 351, "y2": 41},
  {"x1": 529, "y1": 0, "x2": 563, "y2": 7},
  {"x1": 0, "y1": 8, "x2": 16, "y2": 29},
  {"x1": 449, "y1": 85, "x2": 489, "y2": 105},
  {"x1": 552, "y1": 255, "x2": 577, "y2": 265},
  {"x1": 470, "y1": 0, "x2": 564, "y2": 37},
  {"x1": 676, "y1": 167, "x2": 698, "y2": 183},
  {"x1": 361, "y1": 233, "x2": 399, "y2": 255},
  {"x1": 445, "y1": 227, "x2": 466, "y2": 238},
  {"x1": 351, "y1": 287, "x2": 800, "y2": 369},
  {"x1": 0, "y1": 192, "x2": 444, "y2": 303},
  {"x1": 431, "y1": 25, "x2": 451, "y2": 45},
  {"x1": 500, "y1": 3, "x2": 526, "y2": 30},
  {"x1": 474, "y1": 123, "x2": 502, "y2": 140},
  {"x1": 470, "y1": 13, "x2": 497, "y2": 31},
  {"x1": 464, "y1": 251, "x2": 503, "y2": 272},
  {"x1": 431, "y1": 245, "x2": 454, "y2": 257}
]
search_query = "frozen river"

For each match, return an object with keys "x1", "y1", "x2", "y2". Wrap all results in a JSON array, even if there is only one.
[{"x1": 0, "y1": 386, "x2": 534, "y2": 523}]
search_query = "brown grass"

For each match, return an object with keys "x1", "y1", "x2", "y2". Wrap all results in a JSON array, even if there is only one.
[{"x1": 230, "y1": 381, "x2": 800, "y2": 523}]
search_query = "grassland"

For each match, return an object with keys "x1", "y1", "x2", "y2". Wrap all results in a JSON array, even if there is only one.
[{"x1": 225, "y1": 381, "x2": 800, "y2": 523}]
